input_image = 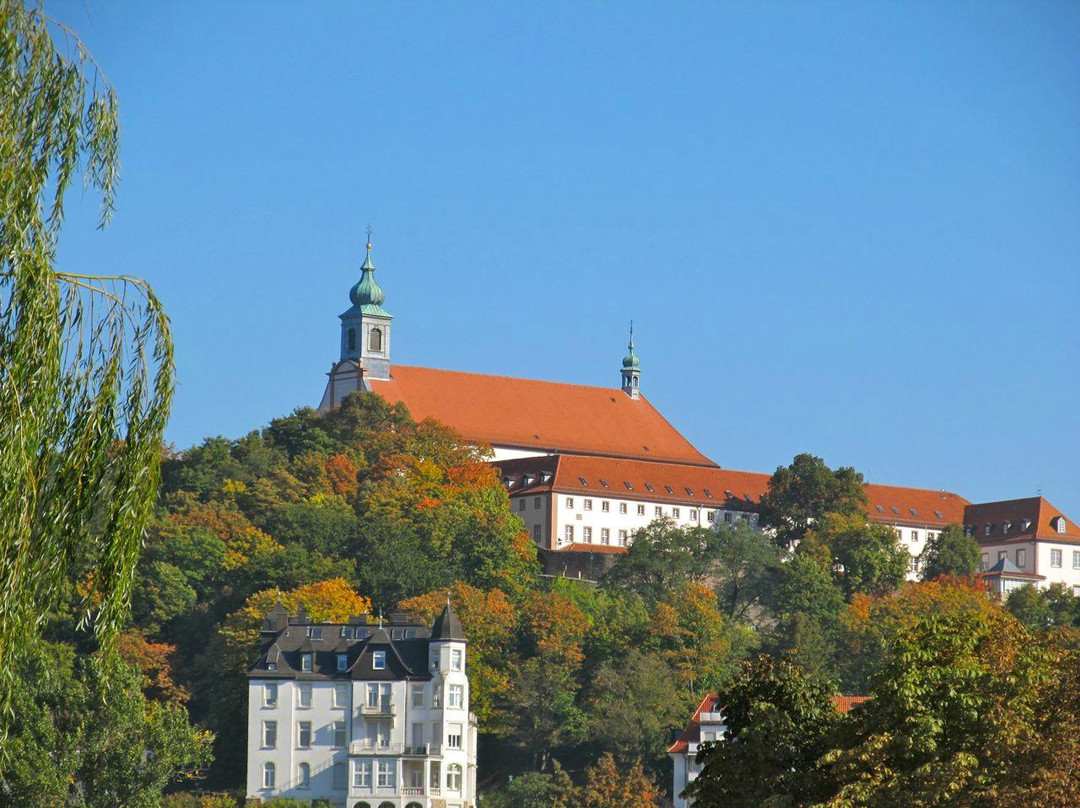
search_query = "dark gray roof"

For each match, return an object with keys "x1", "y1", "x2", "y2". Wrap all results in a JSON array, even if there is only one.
[
  {"x1": 248, "y1": 608, "x2": 464, "y2": 679},
  {"x1": 431, "y1": 604, "x2": 466, "y2": 642}
]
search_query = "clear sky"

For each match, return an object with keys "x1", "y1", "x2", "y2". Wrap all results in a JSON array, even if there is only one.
[{"x1": 49, "y1": 1, "x2": 1080, "y2": 518}]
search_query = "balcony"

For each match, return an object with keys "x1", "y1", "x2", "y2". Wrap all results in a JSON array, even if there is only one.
[
  {"x1": 402, "y1": 787, "x2": 424, "y2": 796},
  {"x1": 349, "y1": 740, "x2": 402, "y2": 755},
  {"x1": 698, "y1": 711, "x2": 725, "y2": 724},
  {"x1": 360, "y1": 702, "x2": 395, "y2": 717}
]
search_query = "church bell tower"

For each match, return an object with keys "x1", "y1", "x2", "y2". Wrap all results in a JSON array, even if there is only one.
[{"x1": 319, "y1": 231, "x2": 393, "y2": 411}]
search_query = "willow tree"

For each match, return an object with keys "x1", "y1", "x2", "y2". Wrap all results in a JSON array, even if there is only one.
[{"x1": 0, "y1": 0, "x2": 173, "y2": 739}]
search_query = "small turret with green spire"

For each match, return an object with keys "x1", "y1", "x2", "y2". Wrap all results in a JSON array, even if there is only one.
[
  {"x1": 620, "y1": 321, "x2": 641, "y2": 399},
  {"x1": 347, "y1": 238, "x2": 391, "y2": 318}
]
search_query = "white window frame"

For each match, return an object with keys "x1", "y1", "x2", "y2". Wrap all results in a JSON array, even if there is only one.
[
  {"x1": 337, "y1": 653, "x2": 348, "y2": 671},
  {"x1": 565, "y1": 497, "x2": 574, "y2": 509},
  {"x1": 262, "y1": 761, "x2": 275, "y2": 789},
  {"x1": 297, "y1": 720, "x2": 312, "y2": 749},
  {"x1": 300, "y1": 653, "x2": 312, "y2": 672},
  {"x1": 448, "y1": 722, "x2": 463, "y2": 749},
  {"x1": 372, "y1": 650, "x2": 386, "y2": 670},
  {"x1": 262, "y1": 720, "x2": 277, "y2": 749},
  {"x1": 619, "y1": 502, "x2": 627, "y2": 514},
  {"x1": 447, "y1": 763, "x2": 463, "y2": 791},
  {"x1": 298, "y1": 762, "x2": 311, "y2": 789},
  {"x1": 333, "y1": 682, "x2": 349, "y2": 708},
  {"x1": 1051, "y1": 549, "x2": 1063, "y2": 568},
  {"x1": 412, "y1": 683, "x2": 426, "y2": 708},
  {"x1": 297, "y1": 682, "x2": 311, "y2": 708},
  {"x1": 333, "y1": 720, "x2": 346, "y2": 748},
  {"x1": 353, "y1": 760, "x2": 371, "y2": 788},
  {"x1": 583, "y1": 499, "x2": 593, "y2": 511},
  {"x1": 449, "y1": 684, "x2": 464, "y2": 708},
  {"x1": 263, "y1": 683, "x2": 278, "y2": 708},
  {"x1": 451, "y1": 649, "x2": 463, "y2": 671}
]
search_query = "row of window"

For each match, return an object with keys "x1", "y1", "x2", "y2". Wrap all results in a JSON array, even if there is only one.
[
  {"x1": 259, "y1": 760, "x2": 462, "y2": 791},
  {"x1": 260, "y1": 717, "x2": 465, "y2": 751},
  {"x1": 894, "y1": 530, "x2": 938, "y2": 544},
  {"x1": 979, "y1": 548, "x2": 1080, "y2": 570},
  {"x1": 262, "y1": 680, "x2": 465, "y2": 711},
  {"x1": 306, "y1": 625, "x2": 421, "y2": 641},
  {"x1": 345, "y1": 326, "x2": 384, "y2": 353}
]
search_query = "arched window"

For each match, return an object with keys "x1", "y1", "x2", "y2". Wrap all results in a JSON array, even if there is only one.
[
  {"x1": 368, "y1": 327, "x2": 382, "y2": 352},
  {"x1": 262, "y1": 762, "x2": 275, "y2": 789},
  {"x1": 378, "y1": 803, "x2": 395, "y2": 808},
  {"x1": 354, "y1": 803, "x2": 372, "y2": 808},
  {"x1": 447, "y1": 763, "x2": 462, "y2": 791},
  {"x1": 298, "y1": 762, "x2": 310, "y2": 788},
  {"x1": 347, "y1": 328, "x2": 356, "y2": 351},
  {"x1": 406, "y1": 803, "x2": 423, "y2": 808}
]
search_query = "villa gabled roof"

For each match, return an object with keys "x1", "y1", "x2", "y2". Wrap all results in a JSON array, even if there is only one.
[{"x1": 367, "y1": 365, "x2": 716, "y2": 466}]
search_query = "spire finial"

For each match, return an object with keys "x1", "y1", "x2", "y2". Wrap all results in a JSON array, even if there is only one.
[
  {"x1": 446, "y1": 590, "x2": 452, "y2": 610},
  {"x1": 365, "y1": 224, "x2": 373, "y2": 252},
  {"x1": 628, "y1": 319, "x2": 634, "y2": 350}
]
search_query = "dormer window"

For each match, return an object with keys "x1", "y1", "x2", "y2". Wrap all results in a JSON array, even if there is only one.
[
  {"x1": 337, "y1": 653, "x2": 348, "y2": 672},
  {"x1": 985, "y1": 524, "x2": 992, "y2": 537},
  {"x1": 1053, "y1": 516, "x2": 1067, "y2": 533},
  {"x1": 1003, "y1": 521, "x2": 1012, "y2": 534},
  {"x1": 372, "y1": 650, "x2": 386, "y2": 670},
  {"x1": 308, "y1": 627, "x2": 322, "y2": 640},
  {"x1": 301, "y1": 653, "x2": 313, "y2": 672}
]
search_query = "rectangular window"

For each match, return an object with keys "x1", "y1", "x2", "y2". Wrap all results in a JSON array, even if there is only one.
[
  {"x1": 565, "y1": 497, "x2": 574, "y2": 509},
  {"x1": 534, "y1": 496, "x2": 542, "y2": 509},
  {"x1": 637, "y1": 504, "x2": 645, "y2": 516},
  {"x1": 372, "y1": 650, "x2": 386, "y2": 670},
  {"x1": 980, "y1": 552, "x2": 989, "y2": 571},
  {"x1": 337, "y1": 653, "x2": 348, "y2": 672},
  {"x1": 448, "y1": 722, "x2": 463, "y2": 749},
  {"x1": 451, "y1": 649, "x2": 463, "y2": 671},
  {"x1": 333, "y1": 682, "x2": 349, "y2": 708},
  {"x1": 564, "y1": 525, "x2": 573, "y2": 543},
  {"x1": 654, "y1": 506, "x2": 663, "y2": 517},
  {"x1": 300, "y1": 653, "x2": 312, "y2": 672},
  {"x1": 262, "y1": 720, "x2": 277, "y2": 749},
  {"x1": 263, "y1": 762, "x2": 275, "y2": 789},
  {"x1": 601, "y1": 528, "x2": 610, "y2": 544},
  {"x1": 333, "y1": 720, "x2": 346, "y2": 748},
  {"x1": 672, "y1": 507, "x2": 681, "y2": 519},
  {"x1": 619, "y1": 502, "x2": 627, "y2": 514},
  {"x1": 690, "y1": 509, "x2": 698, "y2": 520},
  {"x1": 333, "y1": 762, "x2": 346, "y2": 790},
  {"x1": 927, "y1": 532, "x2": 936, "y2": 542},
  {"x1": 263, "y1": 683, "x2": 277, "y2": 708},
  {"x1": 532, "y1": 524, "x2": 541, "y2": 543},
  {"x1": 433, "y1": 687, "x2": 441, "y2": 708},
  {"x1": 618, "y1": 529, "x2": 628, "y2": 546},
  {"x1": 911, "y1": 530, "x2": 919, "y2": 542},
  {"x1": 518, "y1": 498, "x2": 526, "y2": 512},
  {"x1": 1051, "y1": 549, "x2": 1063, "y2": 568},
  {"x1": 601, "y1": 500, "x2": 609, "y2": 512},
  {"x1": 297, "y1": 721, "x2": 311, "y2": 748},
  {"x1": 377, "y1": 760, "x2": 394, "y2": 787},
  {"x1": 1074, "y1": 551, "x2": 1080, "y2": 570},
  {"x1": 353, "y1": 761, "x2": 371, "y2": 788},
  {"x1": 1017, "y1": 549, "x2": 1026, "y2": 568},
  {"x1": 583, "y1": 527, "x2": 592, "y2": 543},
  {"x1": 297, "y1": 683, "x2": 311, "y2": 708},
  {"x1": 998, "y1": 551, "x2": 1007, "y2": 562},
  {"x1": 449, "y1": 684, "x2": 464, "y2": 708},
  {"x1": 412, "y1": 683, "x2": 425, "y2": 708},
  {"x1": 725, "y1": 512, "x2": 733, "y2": 524},
  {"x1": 583, "y1": 499, "x2": 593, "y2": 511}
]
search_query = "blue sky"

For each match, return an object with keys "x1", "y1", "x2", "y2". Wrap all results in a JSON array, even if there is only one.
[{"x1": 50, "y1": 2, "x2": 1080, "y2": 517}]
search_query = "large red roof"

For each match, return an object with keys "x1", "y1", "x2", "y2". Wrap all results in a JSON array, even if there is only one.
[
  {"x1": 499, "y1": 454, "x2": 969, "y2": 529},
  {"x1": 367, "y1": 365, "x2": 715, "y2": 466}
]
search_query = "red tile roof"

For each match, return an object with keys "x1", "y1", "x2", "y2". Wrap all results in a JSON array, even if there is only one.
[
  {"x1": 964, "y1": 497, "x2": 1080, "y2": 545},
  {"x1": 500, "y1": 455, "x2": 969, "y2": 529},
  {"x1": 367, "y1": 366, "x2": 715, "y2": 466},
  {"x1": 667, "y1": 693, "x2": 869, "y2": 754}
]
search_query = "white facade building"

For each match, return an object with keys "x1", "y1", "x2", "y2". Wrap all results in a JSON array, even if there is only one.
[{"x1": 246, "y1": 604, "x2": 476, "y2": 808}]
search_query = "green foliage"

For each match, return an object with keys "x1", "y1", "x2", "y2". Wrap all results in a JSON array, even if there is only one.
[
  {"x1": 1005, "y1": 582, "x2": 1080, "y2": 631},
  {"x1": 758, "y1": 453, "x2": 867, "y2": 549},
  {"x1": 814, "y1": 514, "x2": 909, "y2": 601},
  {"x1": 711, "y1": 523, "x2": 782, "y2": 621},
  {"x1": 920, "y1": 524, "x2": 981, "y2": 580},
  {"x1": 0, "y1": 1, "x2": 173, "y2": 745},
  {"x1": 687, "y1": 654, "x2": 841, "y2": 808},
  {"x1": 602, "y1": 519, "x2": 722, "y2": 603},
  {"x1": 2, "y1": 640, "x2": 211, "y2": 807}
]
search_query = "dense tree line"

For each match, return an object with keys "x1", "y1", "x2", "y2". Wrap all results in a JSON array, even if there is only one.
[{"x1": 14, "y1": 388, "x2": 1080, "y2": 806}]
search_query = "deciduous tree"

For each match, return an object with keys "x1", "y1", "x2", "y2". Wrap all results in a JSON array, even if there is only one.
[{"x1": 758, "y1": 454, "x2": 867, "y2": 549}]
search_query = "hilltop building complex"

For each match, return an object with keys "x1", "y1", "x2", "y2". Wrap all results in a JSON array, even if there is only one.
[{"x1": 317, "y1": 243, "x2": 1080, "y2": 591}]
